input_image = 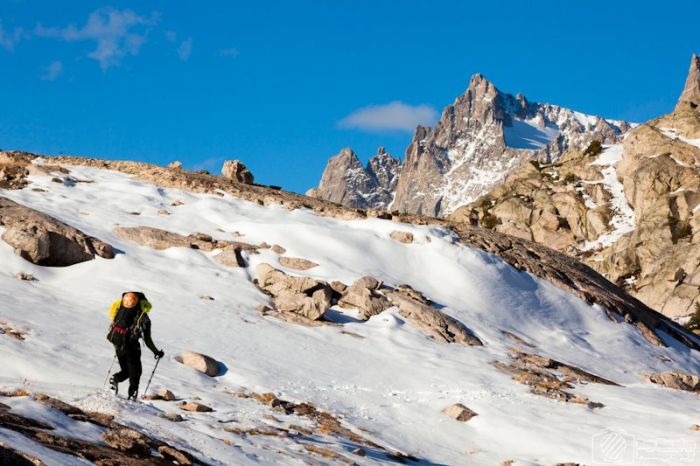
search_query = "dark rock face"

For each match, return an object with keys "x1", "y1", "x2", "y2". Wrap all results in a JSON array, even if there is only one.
[
  {"x1": 311, "y1": 74, "x2": 627, "y2": 217},
  {"x1": 0, "y1": 197, "x2": 114, "y2": 266}
]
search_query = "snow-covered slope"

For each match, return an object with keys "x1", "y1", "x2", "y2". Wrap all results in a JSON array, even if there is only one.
[{"x1": 1, "y1": 160, "x2": 699, "y2": 465}]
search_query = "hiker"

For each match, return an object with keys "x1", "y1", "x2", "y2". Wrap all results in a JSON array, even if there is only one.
[{"x1": 107, "y1": 291, "x2": 164, "y2": 400}]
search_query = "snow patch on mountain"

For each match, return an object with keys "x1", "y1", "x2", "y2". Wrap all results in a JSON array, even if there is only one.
[{"x1": 581, "y1": 145, "x2": 636, "y2": 252}]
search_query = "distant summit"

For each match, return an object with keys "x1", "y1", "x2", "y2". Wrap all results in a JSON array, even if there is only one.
[{"x1": 310, "y1": 73, "x2": 629, "y2": 216}]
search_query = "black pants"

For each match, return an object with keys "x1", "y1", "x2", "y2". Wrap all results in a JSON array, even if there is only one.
[{"x1": 113, "y1": 340, "x2": 142, "y2": 398}]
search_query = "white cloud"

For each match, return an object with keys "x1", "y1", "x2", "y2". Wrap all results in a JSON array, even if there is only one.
[
  {"x1": 41, "y1": 60, "x2": 64, "y2": 81},
  {"x1": 219, "y1": 48, "x2": 239, "y2": 58},
  {"x1": 339, "y1": 101, "x2": 438, "y2": 132},
  {"x1": 178, "y1": 37, "x2": 192, "y2": 61},
  {"x1": 0, "y1": 22, "x2": 23, "y2": 51},
  {"x1": 36, "y1": 8, "x2": 159, "y2": 69}
]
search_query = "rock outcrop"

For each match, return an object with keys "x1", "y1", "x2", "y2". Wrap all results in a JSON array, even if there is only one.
[
  {"x1": 255, "y1": 263, "x2": 332, "y2": 320},
  {"x1": 115, "y1": 226, "x2": 256, "y2": 267},
  {"x1": 493, "y1": 349, "x2": 616, "y2": 408},
  {"x1": 310, "y1": 75, "x2": 628, "y2": 216},
  {"x1": 451, "y1": 55, "x2": 700, "y2": 322},
  {"x1": 0, "y1": 392, "x2": 205, "y2": 465},
  {"x1": 678, "y1": 53, "x2": 700, "y2": 108},
  {"x1": 221, "y1": 160, "x2": 254, "y2": 184},
  {"x1": 387, "y1": 289, "x2": 482, "y2": 346},
  {"x1": 0, "y1": 197, "x2": 114, "y2": 266},
  {"x1": 337, "y1": 276, "x2": 391, "y2": 320},
  {"x1": 278, "y1": 256, "x2": 319, "y2": 270},
  {"x1": 308, "y1": 147, "x2": 400, "y2": 210},
  {"x1": 645, "y1": 371, "x2": 699, "y2": 393}
]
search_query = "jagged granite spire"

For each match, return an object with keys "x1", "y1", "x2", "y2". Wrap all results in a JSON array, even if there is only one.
[
  {"x1": 677, "y1": 53, "x2": 700, "y2": 107},
  {"x1": 308, "y1": 147, "x2": 400, "y2": 210}
]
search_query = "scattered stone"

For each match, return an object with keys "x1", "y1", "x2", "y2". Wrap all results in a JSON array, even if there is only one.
[
  {"x1": 0, "y1": 197, "x2": 114, "y2": 266},
  {"x1": 258, "y1": 241, "x2": 271, "y2": 248},
  {"x1": 691, "y1": 424, "x2": 700, "y2": 431},
  {"x1": 493, "y1": 349, "x2": 616, "y2": 407},
  {"x1": 0, "y1": 321, "x2": 26, "y2": 341},
  {"x1": 200, "y1": 295, "x2": 215, "y2": 301},
  {"x1": 15, "y1": 272, "x2": 36, "y2": 281},
  {"x1": 158, "y1": 389, "x2": 176, "y2": 401},
  {"x1": 278, "y1": 256, "x2": 319, "y2": 270},
  {"x1": 271, "y1": 244, "x2": 286, "y2": 254},
  {"x1": 222, "y1": 160, "x2": 254, "y2": 184},
  {"x1": 157, "y1": 209, "x2": 171, "y2": 216},
  {"x1": 180, "y1": 351, "x2": 221, "y2": 377},
  {"x1": 144, "y1": 389, "x2": 176, "y2": 401},
  {"x1": 352, "y1": 448, "x2": 366, "y2": 457},
  {"x1": 390, "y1": 230, "x2": 414, "y2": 244},
  {"x1": 179, "y1": 401, "x2": 213, "y2": 412},
  {"x1": 441, "y1": 403, "x2": 478, "y2": 422},
  {"x1": 160, "y1": 412, "x2": 185, "y2": 422},
  {"x1": 171, "y1": 200, "x2": 184, "y2": 207},
  {"x1": 255, "y1": 263, "x2": 332, "y2": 320},
  {"x1": 645, "y1": 371, "x2": 699, "y2": 393},
  {"x1": 168, "y1": 161, "x2": 183, "y2": 169}
]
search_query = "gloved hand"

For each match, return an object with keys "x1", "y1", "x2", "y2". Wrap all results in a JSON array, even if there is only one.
[{"x1": 155, "y1": 349, "x2": 165, "y2": 360}]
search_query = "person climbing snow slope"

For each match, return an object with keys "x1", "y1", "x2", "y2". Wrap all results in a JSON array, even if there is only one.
[{"x1": 107, "y1": 291, "x2": 164, "y2": 400}]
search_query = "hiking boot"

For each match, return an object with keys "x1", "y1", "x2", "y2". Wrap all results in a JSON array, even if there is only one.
[
  {"x1": 127, "y1": 386, "x2": 139, "y2": 401},
  {"x1": 109, "y1": 375, "x2": 119, "y2": 395}
]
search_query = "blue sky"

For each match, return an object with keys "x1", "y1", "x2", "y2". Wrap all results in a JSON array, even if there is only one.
[{"x1": 1, "y1": 1, "x2": 698, "y2": 193}]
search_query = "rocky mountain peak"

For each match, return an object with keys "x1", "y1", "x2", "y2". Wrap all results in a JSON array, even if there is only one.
[
  {"x1": 310, "y1": 146, "x2": 400, "y2": 210},
  {"x1": 678, "y1": 53, "x2": 700, "y2": 106},
  {"x1": 311, "y1": 73, "x2": 629, "y2": 217}
]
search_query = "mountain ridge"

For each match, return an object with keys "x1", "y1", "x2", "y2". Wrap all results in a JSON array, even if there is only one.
[{"x1": 310, "y1": 73, "x2": 630, "y2": 216}]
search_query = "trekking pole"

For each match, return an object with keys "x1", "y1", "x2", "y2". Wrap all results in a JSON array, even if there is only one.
[
  {"x1": 103, "y1": 355, "x2": 117, "y2": 388},
  {"x1": 142, "y1": 358, "x2": 161, "y2": 399}
]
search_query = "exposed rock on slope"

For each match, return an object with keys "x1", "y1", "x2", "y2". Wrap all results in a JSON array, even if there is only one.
[
  {"x1": 255, "y1": 263, "x2": 333, "y2": 320},
  {"x1": 221, "y1": 159, "x2": 254, "y2": 184},
  {"x1": 309, "y1": 75, "x2": 628, "y2": 216},
  {"x1": 452, "y1": 55, "x2": 700, "y2": 322},
  {"x1": 0, "y1": 393, "x2": 206, "y2": 465},
  {"x1": 0, "y1": 196, "x2": 114, "y2": 266},
  {"x1": 2, "y1": 151, "x2": 697, "y2": 350}
]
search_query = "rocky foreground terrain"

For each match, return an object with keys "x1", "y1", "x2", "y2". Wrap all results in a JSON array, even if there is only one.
[
  {"x1": 309, "y1": 74, "x2": 630, "y2": 217},
  {"x1": 0, "y1": 142, "x2": 699, "y2": 464},
  {"x1": 453, "y1": 55, "x2": 700, "y2": 324}
]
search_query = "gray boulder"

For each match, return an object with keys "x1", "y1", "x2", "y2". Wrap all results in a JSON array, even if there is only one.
[{"x1": 0, "y1": 197, "x2": 114, "y2": 266}]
